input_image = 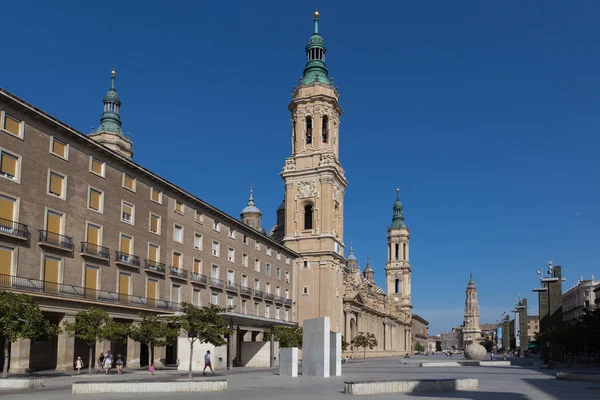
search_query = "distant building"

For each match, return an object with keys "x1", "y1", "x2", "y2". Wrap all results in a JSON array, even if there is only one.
[
  {"x1": 441, "y1": 327, "x2": 463, "y2": 351},
  {"x1": 562, "y1": 277, "x2": 598, "y2": 323},
  {"x1": 427, "y1": 335, "x2": 440, "y2": 353},
  {"x1": 411, "y1": 314, "x2": 429, "y2": 351},
  {"x1": 527, "y1": 315, "x2": 539, "y2": 342}
]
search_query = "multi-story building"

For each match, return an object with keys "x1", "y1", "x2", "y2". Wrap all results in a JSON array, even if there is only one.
[
  {"x1": 411, "y1": 314, "x2": 429, "y2": 352},
  {"x1": 527, "y1": 315, "x2": 539, "y2": 342},
  {"x1": 562, "y1": 277, "x2": 598, "y2": 323},
  {"x1": 0, "y1": 71, "x2": 297, "y2": 372}
]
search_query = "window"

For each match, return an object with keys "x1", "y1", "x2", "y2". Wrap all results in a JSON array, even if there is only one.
[
  {"x1": 285, "y1": 256, "x2": 291, "y2": 265},
  {"x1": 305, "y1": 116, "x2": 312, "y2": 144},
  {"x1": 303, "y1": 261, "x2": 308, "y2": 269},
  {"x1": 322, "y1": 115, "x2": 329, "y2": 143},
  {"x1": 285, "y1": 309, "x2": 289, "y2": 321},
  {"x1": 255, "y1": 242, "x2": 261, "y2": 251},
  {"x1": 211, "y1": 293, "x2": 218, "y2": 305},
  {"x1": 87, "y1": 188, "x2": 103, "y2": 213},
  {"x1": 266, "y1": 282, "x2": 271, "y2": 294},
  {"x1": 119, "y1": 234, "x2": 133, "y2": 255},
  {"x1": 285, "y1": 271, "x2": 290, "y2": 283},
  {"x1": 47, "y1": 171, "x2": 66, "y2": 198},
  {"x1": 0, "y1": 194, "x2": 16, "y2": 224},
  {"x1": 86, "y1": 223, "x2": 102, "y2": 246},
  {"x1": 304, "y1": 204, "x2": 313, "y2": 230},
  {"x1": 1, "y1": 112, "x2": 23, "y2": 138},
  {"x1": 241, "y1": 299, "x2": 247, "y2": 314},
  {"x1": 123, "y1": 174, "x2": 136, "y2": 192},
  {"x1": 212, "y1": 241, "x2": 220, "y2": 257},
  {"x1": 173, "y1": 224, "x2": 183, "y2": 243},
  {"x1": 276, "y1": 252, "x2": 281, "y2": 261},
  {"x1": 213, "y1": 221, "x2": 220, "y2": 232},
  {"x1": 175, "y1": 201, "x2": 184, "y2": 215},
  {"x1": 254, "y1": 279, "x2": 260, "y2": 290},
  {"x1": 242, "y1": 253, "x2": 248, "y2": 268},
  {"x1": 45, "y1": 210, "x2": 63, "y2": 236},
  {"x1": 302, "y1": 286, "x2": 309, "y2": 295},
  {"x1": 149, "y1": 213, "x2": 161, "y2": 234},
  {"x1": 255, "y1": 259, "x2": 260, "y2": 272},
  {"x1": 50, "y1": 137, "x2": 68, "y2": 160},
  {"x1": 285, "y1": 288, "x2": 289, "y2": 299},
  {"x1": 194, "y1": 233, "x2": 203, "y2": 250},
  {"x1": 228, "y1": 247, "x2": 234, "y2": 263},
  {"x1": 265, "y1": 304, "x2": 271, "y2": 318},
  {"x1": 241, "y1": 275, "x2": 248, "y2": 287},
  {"x1": 276, "y1": 286, "x2": 280, "y2": 296},
  {"x1": 276, "y1": 267, "x2": 281, "y2": 280},
  {"x1": 266, "y1": 247, "x2": 271, "y2": 256},
  {"x1": 227, "y1": 296, "x2": 234, "y2": 308},
  {"x1": 193, "y1": 289, "x2": 201, "y2": 306},
  {"x1": 266, "y1": 263, "x2": 271, "y2": 276},
  {"x1": 276, "y1": 307, "x2": 281, "y2": 320},
  {"x1": 195, "y1": 210, "x2": 203, "y2": 223},
  {"x1": 243, "y1": 234, "x2": 248, "y2": 245},
  {"x1": 119, "y1": 273, "x2": 131, "y2": 301},
  {"x1": 90, "y1": 157, "x2": 105, "y2": 177},
  {"x1": 229, "y1": 229, "x2": 235, "y2": 239},
  {"x1": 0, "y1": 246, "x2": 15, "y2": 276},
  {"x1": 211, "y1": 264, "x2": 219, "y2": 279},
  {"x1": 43, "y1": 255, "x2": 61, "y2": 293},
  {"x1": 151, "y1": 188, "x2": 162, "y2": 204},
  {"x1": 395, "y1": 279, "x2": 400, "y2": 293},
  {"x1": 227, "y1": 269, "x2": 234, "y2": 283},
  {"x1": 0, "y1": 149, "x2": 19, "y2": 182},
  {"x1": 147, "y1": 279, "x2": 158, "y2": 303},
  {"x1": 172, "y1": 251, "x2": 182, "y2": 268},
  {"x1": 193, "y1": 258, "x2": 202, "y2": 274},
  {"x1": 255, "y1": 302, "x2": 260, "y2": 316},
  {"x1": 121, "y1": 201, "x2": 134, "y2": 224}
]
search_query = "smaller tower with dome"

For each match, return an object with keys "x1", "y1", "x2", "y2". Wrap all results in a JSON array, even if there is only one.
[
  {"x1": 240, "y1": 184, "x2": 263, "y2": 233},
  {"x1": 363, "y1": 256, "x2": 374, "y2": 283},
  {"x1": 347, "y1": 241, "x2": 358, "y2": 271},
  {"x1": 89, "y1": 69, "x2": 134, "y2": 158}
]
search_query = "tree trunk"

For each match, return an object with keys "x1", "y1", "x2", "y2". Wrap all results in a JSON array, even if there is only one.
[
  {"x1": 2, "y1": 338, "x2": 9, "y2": 378},
  {"x1": 149, "y1": 342, "x2": 154, "y2": 369},
  {"x1": 364, "y1": 347, "x2": 366, "y2": 360},
  {"x1": 88, "y1": 344, "x2": 93, "y2": 374},
  {"x1": 188, "y1": 339, "x2": 194, "y2": 379}
]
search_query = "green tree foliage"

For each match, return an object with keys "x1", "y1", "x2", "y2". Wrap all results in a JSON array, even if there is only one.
[
  {"x1": 172, "y1": 303, "x2": 231, "y2": 378},
  {"x1": 0, "y1": 291, "x2": 59, "y2": 378},
  {"x1": 414, "y1": 342, "x2": 425, "y2": 352},
  {"x1": 63, "y1": 308, "x2": 129, "y2": 374},
  {"x1": 263, "y1": 326, "x2": 303, "y2": 348},
  {"x1": 129, "y1": 314, "x2": 178, "y2": 368},
  {"x1": 351, "y1": 332, "x2": 378, "y2": 359},
  {"x1": 537, "y1": 309, "x2": 600, "y2": 361},
  {"x1": 341, "y1": 335, "x2": 349, "y2": 352}
]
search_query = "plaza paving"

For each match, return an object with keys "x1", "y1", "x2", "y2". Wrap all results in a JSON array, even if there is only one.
[{"x1": 1, "y1": 355, "x2": 600, "y2": 399}]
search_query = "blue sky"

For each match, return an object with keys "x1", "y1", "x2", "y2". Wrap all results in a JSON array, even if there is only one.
[{"x1": 2, "y1": 1, "x2": 600, "y2": 334}]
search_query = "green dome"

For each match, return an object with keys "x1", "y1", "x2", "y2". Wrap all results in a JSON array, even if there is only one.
[
  {"x1": 103, "y1": 88, "x2": 121, "y2": 105},
  {"x1": 390, "y1": 189, "x2": 408, "y2": 230},
  {"x1": 93, "y1": 70, "x2": 124, "y2": 137},
  {"x1": 300, "y1": 11, "x2": 331, "y2": 86}
]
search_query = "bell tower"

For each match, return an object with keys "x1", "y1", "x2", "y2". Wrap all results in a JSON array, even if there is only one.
[
  {"x1": 385, "y1": 189, "x2": 412, "y2": 312},
  {"x1": 281, "y1": 10, "x2": 348, "y2": 332}
]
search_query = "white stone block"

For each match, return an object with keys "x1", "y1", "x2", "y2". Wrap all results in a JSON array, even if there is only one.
[
  {"x1": 0, "y1": 378, "x2": 44, "y2": 389},
  {"x1": 72, "y1": 380, "x2": 227, "y2": 394},
  {"x1": 302, "y1": 317, "x2": 330, "y2": 377},
  {"x1": 344, "y1": 378, "x2": 478, "y2": 395},
  {"x1": 240, "y1": 341, "x2": 279, "y2": 367},
  {"x1": 279, "y1": 348, "x2": 298, "y2": 377},
  {"x1": 329, "y1": 332, "x2": 342, "y2": 376}
]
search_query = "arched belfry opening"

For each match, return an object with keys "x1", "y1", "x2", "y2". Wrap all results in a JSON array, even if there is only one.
[
  {"x1": 304, "y1": 204, "x2": 314, "y2": 230},
  {"x1": 322, "y1": 115, "x2": 329, "y2": 143},
  {"x1": 305, "y1": 116, "x2": 312, "y2": 144},
  {"x1": 395, "y1": 279, "x2": 400, "y2": 293}
]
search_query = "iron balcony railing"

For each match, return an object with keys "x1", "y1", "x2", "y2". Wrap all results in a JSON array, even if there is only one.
[
  {"x1": 144, "y1": 260, "x2": 166, "y2": 274},
  {"x1": 209, "y1": 277, "x2": 224, "y2": 288},
  {"x1": 0, "y1": 273, "x2": 181, "y2": 311},
  {"x1": 39, "y1": 230, "x2": 73, "y2": 250},
  {"x1": 285, "y1": 298, "x2": 292, "y2": 306},
  {"x1": 240, "y1": 286, "x2": 253, "y2": 296},
  {"x1": 276, "y1": 296, "x2": 285, "y2": 304},
  {"x1": 115, "y1": 251, "x2": 140, "y2": 267},
  {"x1": 169, "y1": 266, "x2": 188, "y2": 280},
  {"x1": 81, "y1": 242, "x2": 110, "y2": 259},
  {"x1": 0, "y1": 218, "x2": 30, "y2": 241},
  {"x1": 253, "y1": 289, "x2": 264, "y2": 299},
  {"x1": 265, "y1": 293, "x2": 275, "y2": 301},
  {"x1": 191, "y1": 272, "x2": 208, "y2": 284},
  {"x1": 226, "y1": 282, "x2": 239, "y2": 292}
]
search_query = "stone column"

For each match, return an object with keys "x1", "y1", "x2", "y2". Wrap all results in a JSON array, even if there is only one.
[
  {"x1": 9, "y1": 339, "x2": 30, "y2": 373},
  {"x1": 344, "y1": 311, "x2": 351, "y2": 343},
  {"x1": 126, "y1": 336, "x2": 141, "y2": 368},
  {"x1": 55, "y1": 314, "x2": 76, "y2": 371},
  {"x1": 154, "y1": 345, "x2": 166, "y2": 365}
]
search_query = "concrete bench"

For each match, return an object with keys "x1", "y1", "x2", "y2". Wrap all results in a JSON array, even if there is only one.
[
  {"x1": 0, "y1": 378, "x2": 44, "y2": 389},
  {"x1": 72, "y1": 379, "x2": 226, "y2": 394},
  {"x1": 556, "y1": 372, "x2": 600, "y2": 382},
  {"x1": 420, "y1": 360, "x2": 512, "y2": 367},
  {"x1": 344, "y1": 378, "x2": 478, "y2": 395}
]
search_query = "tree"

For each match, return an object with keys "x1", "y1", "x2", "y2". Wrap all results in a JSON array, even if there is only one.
[
  {"x1": 263, "y1": 326, "x2": 303, "y2": 348},
  {"x1": 341, "y1": 335, "x2": 350, "y2": 352},
  {"x1": 63, "y1": 308, "x2": 129, "y2": 374},
  {"x1": 172, "y1": 303, "x2": 231, "y2": 378},
  {"x1": 351, "y1": 332, "x2": 378, "y2": 359},
  {"x1": 129, "y1": 314, "x2": 178, "y2": 368},
  {"x1": 415, "y1": 343, "x2": 425, "y2": 352},
  {"x1": 0, "y1": 291, "x2": 60, "y2": 378}
]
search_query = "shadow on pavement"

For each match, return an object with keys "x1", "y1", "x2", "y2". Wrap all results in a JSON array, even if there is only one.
[
  {"x1": 522, "y1": 377, "x2": 600, "y2": 398},
  {"x1": 406, "y1": 390, "x2": 528, "y2": 399}
]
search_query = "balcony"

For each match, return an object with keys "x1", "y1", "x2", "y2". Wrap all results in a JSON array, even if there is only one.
[
  {"x1": 253, "y1": 289, "x2": 264, "y2": 299},
  {"x1": 226, "y1": 282, "x2": 239, "y2": 293},
  {"x1": 265, "y1": 293, "x2": 275, "y2": 302},
  {"x1": 285, "y1": 298, "x2": 292, "y2": 306},
  {"x1": 191, "y1": 272, "x2": 208, "y2": 285},
  {"x1": 144, "y1": 260, "x2": 166, "y2": 275},
  {"x1": 0, "y1": 273, "x2": 180, "y2": 312},
  {"x1": 80, "y1": 242, "x2": 110, "y2": 261},
  {"x1": 0, "y1": 218, "x2": 30, "y2": 242},
  {"x1": 115, "y1": 251, "x2": 140, "y2": 268},
  {"x1": 276, "y1": 296, "x2": 285, "y2": 304},
  {"x1": 169, "y1": 266, "x2": 188, "y2": 281},
  {"x1": 209, "y1": 277, "x2": 224, "y2": 289},
  {"x1": 240, "y1": 286, "x2": 253, "y2": 296},
  {"x1": 38, "y1": 230, "x2": 73, "y2": 251}
]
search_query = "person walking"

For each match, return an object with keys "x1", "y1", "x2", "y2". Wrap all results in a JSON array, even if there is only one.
[
  {"x1": 75, "y1": 357, "x2": 84, "y2": 374},
  {"x1": 97, "y1": 353, "x2": 104, "y2": 372},
  {"x1": 202, "y1": 350, "x2": 214, "y2": 375},
  {"x1": 148, "y1": 364, "x2": 155, "y2": 375},
  {"x1": 116, "y1": 354, "x2": 124, "y2": 375},
  {"x1": 104, "y1": 351, "x2": 113, "y2": 375}
]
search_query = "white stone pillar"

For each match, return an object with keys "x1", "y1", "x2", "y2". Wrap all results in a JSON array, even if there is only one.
[
  {"x1": 279, "y1": 348, "x2": 298, "y2": 377},
  {"x1": 56, "y1": 314, "x2": 76, "y2": 371},
  {"x1": 329, "y1": 332, "x2": 342, "y2": 376},
  {"x1": 9, "y1": 339, "x2": 30, "y2": 373},
  {"x1": 302, "y1": 317, "x2": 330, "y2": 377}
]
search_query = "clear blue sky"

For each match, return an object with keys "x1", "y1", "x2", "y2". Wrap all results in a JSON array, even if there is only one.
[{"x1": 3, "y1": 1, "x2": 600, "y2": 334}]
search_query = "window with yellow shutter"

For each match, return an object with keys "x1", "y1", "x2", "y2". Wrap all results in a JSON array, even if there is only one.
[
  {"x1": 120, "y1": 234, "x2": 132, "y2": 254},
  {"x1": 0, "y1": 195, "x2": 16, "y2": 223},
  {"x1": 90, "y1": 157, "x2": 105, "y2": 177},
  {"x1": 0, "y1": 246, "x2": 14, "y2": 278},
  {"x1": 195, "y1": 210, "x2": 203, "y2": 223},
  {"x1": 122, "y1": 201, "x2": 134, "y2": 224},
  {"x1": 86, "y1": 224, "x2": 101, "y2": 245},
  {"x1": 2, "y1": 113, "x2": 22, "y2": 138},
  {"x1": 0, "y1": 150, "x2": 18, "y2": 180},
  {"x1": 85, "y1": 266, "x2": 98, "y2": 299},
  {"x1": 46, "y1": 210, "x2": 62, "y2": 235},
  {"x1": 88, "y1": 188, "x2": 103, "y2": 212},
  {"x1": 151, "y1": 188, "x2": 162, "y2": 204},
  {"x1": 172, "y1": 252, "x2": 181, "y2": 268},
  {"x1": 150, "y1": 214, "x2": 160, "y2": 234},
  {"x1": 193, "y1": 258, "x2": 202, "y2": 274},
  {"x1": 50, "y1": 137, "x2": 68, "y2": 159},
  {"x1": 175, "y1": 201, "x2": 184, "y2": 214},
  {"x1": 48, "y1": 172, "x2": 65, "y2": 198},
  {"x1": 43, "y1": 256, "x2": 60, "y2": 293},
  {"x1": 123, "y1": 174, "x2": 136, "y2": 192},
  {"x1": 148, "y1": 244, "x2": 159, "y2": 262}
]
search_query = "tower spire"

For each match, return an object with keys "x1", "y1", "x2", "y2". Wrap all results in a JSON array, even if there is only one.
[
  {"x1": 248, "y1": 182, "x2": 255, "y2": 206},
  {"x1": 111, "y1": 67, "x2": 116, "y2": 89},
  {"x1": 314, "y1": 7, "x2": 319, "y2": 34},
  {"x1": 301, "y1": 8, "x2": 329, "y2": 85},
  {"x1": 390, "y1": 189, "x2": 408, "y2": 229}
]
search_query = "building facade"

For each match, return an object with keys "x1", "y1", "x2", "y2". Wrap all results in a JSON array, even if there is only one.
[
  {"x1": 411, "y1": 314, "x2": 429, "y2": 351},
  {"x1": 562, "y1": 277, "x2": 598, "y2": 323},
  {"x1": 527, "y1": 315, "x2": 539, "y2": 342}
]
